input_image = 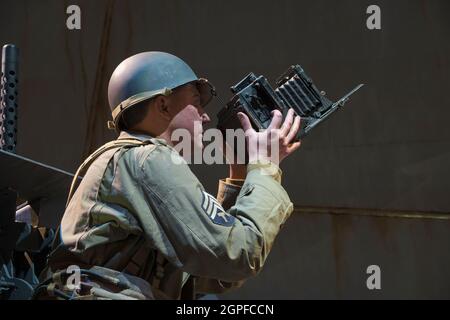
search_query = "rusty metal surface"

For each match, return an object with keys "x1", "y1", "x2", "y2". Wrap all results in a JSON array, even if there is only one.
[
  {"x1": 82, "y1": 0, "x2": 116, "y2": 159},
  {"x1": 0, "y1": 0, "x2": 448, "y2": 213},
  {"x1": 221, "y1": 210, "x2": 450, "y2": 299},
  {"x1": 0, "y1": 0, "x2": 449, "y2": 298},
  {"x1": 295, "y1": 206, "x2": 450, "y2": 220}
]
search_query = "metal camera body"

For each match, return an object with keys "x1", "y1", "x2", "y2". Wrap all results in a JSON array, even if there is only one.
[{"x1": 217, "y1": 64, "x2": 363, "y2": 140}]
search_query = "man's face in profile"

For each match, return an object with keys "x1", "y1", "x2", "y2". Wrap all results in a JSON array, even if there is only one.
[{"x1": 166, "y1": 83, "x2": 211, "y2": 151}]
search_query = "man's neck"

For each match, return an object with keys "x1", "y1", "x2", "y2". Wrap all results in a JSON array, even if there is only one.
[{"x1": 158, "y1": 130, "x2": 174, "y2": 147}]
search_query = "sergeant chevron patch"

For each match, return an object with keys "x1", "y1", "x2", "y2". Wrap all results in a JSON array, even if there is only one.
[{"x1": 201, "y1": 191, "x2": 235, "y2": 226}]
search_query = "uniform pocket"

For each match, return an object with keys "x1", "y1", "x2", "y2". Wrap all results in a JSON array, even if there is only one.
[{"x1": 237, "y1": 184, "x2": 255, "y2": 199}]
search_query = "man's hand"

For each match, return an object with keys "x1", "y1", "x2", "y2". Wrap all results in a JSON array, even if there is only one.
[
  {"x1": 237, "y1": 108, "x2": 301, "y2": 165},
  {"x1": 220, "y1": 136, "x2": 248, "y2": 180}
]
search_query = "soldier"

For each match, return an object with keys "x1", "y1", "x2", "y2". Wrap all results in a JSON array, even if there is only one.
[{"x1": 34, "y1": 52, "x2": 301, "y2": 300}]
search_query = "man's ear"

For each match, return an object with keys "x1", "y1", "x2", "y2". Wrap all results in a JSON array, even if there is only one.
[{"x1": 154, "y1": 96, "x2": 172, "y2": 121}]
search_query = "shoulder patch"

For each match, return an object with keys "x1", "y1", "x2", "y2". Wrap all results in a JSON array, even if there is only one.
[{"x1": 201, "y1": 191, "x2": 235, "y2": 227}]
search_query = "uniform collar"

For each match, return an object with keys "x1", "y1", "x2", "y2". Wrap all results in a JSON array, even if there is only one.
[{"x1": 118, "y1": 131, "x2": 172, "y2": 148}]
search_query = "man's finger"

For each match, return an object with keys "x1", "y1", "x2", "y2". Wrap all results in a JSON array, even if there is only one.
[
  {"x1": 286, "y1": 141, "x2": 301, "y2": 153},
  {"x1": 285, "y1": 115, "x2": 301, "y2": 144},
  {"x1": 280, "y1": 108, "x2": 295, "y2": 136},
  {"x1": 268, "y1": 109, "x2": 283, "y2": 129},
  {"x1": 237, "y1": 112, "x2": 252, "y2": 132}
]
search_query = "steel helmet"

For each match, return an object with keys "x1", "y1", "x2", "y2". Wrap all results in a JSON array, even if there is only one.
[{"x1": 107, "y1": 51, "x2": 216, "y2": 131}]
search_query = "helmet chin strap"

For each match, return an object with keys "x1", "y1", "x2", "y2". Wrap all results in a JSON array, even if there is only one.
[
  {"x1": 107, "y1": 120, "x2": 116, "y2": 131},
  {"x1": 108, "y1": 88, "x2": 173, "y2": 131},
  {"x1": 108, "y1": 80, "x2": 219, "y2": 132}
]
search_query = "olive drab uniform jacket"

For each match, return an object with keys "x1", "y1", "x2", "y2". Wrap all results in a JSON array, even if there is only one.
[{"x1": 37, "y1": 131, "x2": 293, "y2": 300}]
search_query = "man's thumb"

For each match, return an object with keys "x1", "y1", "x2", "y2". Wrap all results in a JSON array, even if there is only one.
[{"x1": 237, "y1": 112, "x2": 252, "y2": 131}]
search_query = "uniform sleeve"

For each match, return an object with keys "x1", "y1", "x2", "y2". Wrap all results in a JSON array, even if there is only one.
[
  {"x1": 194, "y1": 178, "x2": 246, "y2": 294},
  {"x1": 137, "y1": 146, "x2": 293, "y2": 283},
  {"x1": 216, "y1": 178, "x2": 244, "y2": 210}
]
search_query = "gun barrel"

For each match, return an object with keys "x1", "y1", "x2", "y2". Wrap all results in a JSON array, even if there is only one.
[{"x1": 0, "y1": 44, "x2": 19, "y2": 153}]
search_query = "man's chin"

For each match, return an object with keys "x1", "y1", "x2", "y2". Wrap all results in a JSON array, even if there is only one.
[
  {"x1": 190, "y1": 137, "x2": 204, "y2": 153},
  {"x1": 195, "y1": 135, "x2": 204, "y2": 148}
]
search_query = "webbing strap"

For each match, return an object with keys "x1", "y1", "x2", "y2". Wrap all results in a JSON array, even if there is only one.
[{"x1": 66, "y1": 138, "x2": 150, "y2": 207}]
